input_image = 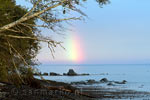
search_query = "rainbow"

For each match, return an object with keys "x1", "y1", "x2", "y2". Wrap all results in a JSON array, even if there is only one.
[{"x1": 66, "y1": 31, "x2": 84, "y2": 63}]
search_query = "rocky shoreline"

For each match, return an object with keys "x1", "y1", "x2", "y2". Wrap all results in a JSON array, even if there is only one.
[
  {"x1": 0, "y1": 79, "x2": 92, "y2": 100},
  {"x1": 1, "y1": 69, "x2": 150, "y2": 100},
  {"x1": 1, "y1": 78, "x2": 150, "y2": 100}
]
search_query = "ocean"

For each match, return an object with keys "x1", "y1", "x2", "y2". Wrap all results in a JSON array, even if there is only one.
[{"x1": 35, "y1": 64, "x2": 150, "y2": 92}]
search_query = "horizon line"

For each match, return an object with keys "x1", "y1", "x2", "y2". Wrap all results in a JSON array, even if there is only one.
[{"x1": 38, "y1": 63, "x2": 150, "y2": 66}]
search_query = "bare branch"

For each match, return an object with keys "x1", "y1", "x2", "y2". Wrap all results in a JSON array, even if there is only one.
[
  {"x1": 23, "y1": 0, "x2": 42, "y2": 18},
  {"x1": 7, "y1": 40, "x2": 25, "y2": 83},
  {"x1": 9, "y1": 42, "x2": 31, "y2": 68},
  {"x1": 21, "y1": 23, "x2": 48, "y2": 28},
  {"x1": 38, "y1": 16, "x2": 81, "y2": 23},
  {"x1": 5, "y1": 28, "x2": 21, "y2": 33},
  {"x1": 0, "y1": 34, "x2": 63, "y2": 47},
  {"x1": 19, "y1": 23, "x2": 33, "y2": 33}
]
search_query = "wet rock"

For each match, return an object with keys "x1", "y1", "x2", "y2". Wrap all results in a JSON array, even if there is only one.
[
  {"x1": 122, "y1": 80, "x2": 127, "y2": 84},
  {"x1": 71, "y1": 79, "x2": 99, "y2": 85},
  {"x1": 114, "y1": 80, "x2": 127, "y2": 84},
  {"x1": 87, "y1": 80, "x2": 96, "y2": 83},
  {"x1": 87, "y1": 79, "x2": 96, "y2": 83},
  {"x1": 50, "y1": 72, "x2": 61, "y2": 76},
  {"x1": 0, "y1": 92, "x2": 7, "y2": 98},
  {"x1": 67, "y1": 69, "x2": 77, "y2": 76},
  {"x1": 107, "y1": 82, "x2": 114, "y2": 86},
  {"x1": 71, "y1": 81, "x2": 87, "y2": 85},
  {"x1": 80, "y1": 73, "x2": 90, "y2": 76},
  {"x1": 100, "y1": 78, "x2": 108, "y2": 83},
  {"x1": 63, "y1": 73, "x2": 67, "y2": 75},
  {"x1": 63, "y1": 69, "x2": 90, "y2": 76}
]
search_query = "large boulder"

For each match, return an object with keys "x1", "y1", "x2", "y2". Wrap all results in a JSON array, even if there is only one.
[{"x1": 67, "y1": 69, "x2": 77, "y2": 76}]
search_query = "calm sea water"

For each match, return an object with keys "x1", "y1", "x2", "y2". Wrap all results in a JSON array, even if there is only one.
[{"x1": 35, "y1": 64, "x2": 150, "y2": 92}]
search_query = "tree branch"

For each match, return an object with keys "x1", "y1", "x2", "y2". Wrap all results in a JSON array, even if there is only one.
[{"x1": 0, "y1": 0, "x2": 67, "y2": 33}]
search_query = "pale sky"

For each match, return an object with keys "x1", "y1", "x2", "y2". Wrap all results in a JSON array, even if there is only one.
[{"x1": 16, "y1": 0, "x2": 150, "y2": 64}]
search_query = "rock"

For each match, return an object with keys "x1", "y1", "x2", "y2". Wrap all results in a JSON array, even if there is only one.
[
  {"x1": 64, "y1": 69, "x2": 89, "y2": 76},
  {"x1": 100, "y1": 78, "x2": 108, "y2": 83},
  {"x1": 122, "y1": 80, "x2": 127, "y2": 84},
  {"x1": 33, "y1": 72, "x2": 41, "y2": 76},
  {"x1": 71, "y1": 81, "x2": 87, "y2": 85},
  {"x1": 80, "y1": 73, "x2": 90, "y2": 76},
  {"x1": 87, "y1": 80, "x2": 97, "y2": 84},
  {"x1": 50, "y1": 72, "x2": 61, "y2": 76},
  {"x1": 107, "y1": 82, "x2": 114, "y2": 86},
  {"x1": 0, "y1": 92, "x2": 7, "y2": 98},
  {"x1": 63, "y1": 73, "x2": 67, "y2": 75},
  {"x1": 42, "y1": 72, "x2": 48, "y2": 76},
  {"x1": 67, "y1": 69, "x2": 77, "y2": 76},
  {"x1": 114, "y1": 80, "x2": 127, "y2": 84},
  {"x1": 71, "y1": 79, "x2": 99, "y2": 85}
]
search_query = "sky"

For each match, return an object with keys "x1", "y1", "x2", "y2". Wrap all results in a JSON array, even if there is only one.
[{"x1": 16, "y1": 0, "x2": 150, "y2": 64}]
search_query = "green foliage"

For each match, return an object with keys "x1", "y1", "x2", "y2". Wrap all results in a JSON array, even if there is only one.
[
  {"x1": 0, "y1": 61, "x2": 8, "y2": 82},
  {"x1": 0, "y1": 0, "x2": 40, "y2": 84}
]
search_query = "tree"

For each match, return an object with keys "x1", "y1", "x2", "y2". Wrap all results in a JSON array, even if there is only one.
[
  {"x1": 0, "y1": 0, "x2": 40, "y2": 83},
  {"x1": 0, "y1": 0, "x2": 109, "y2": 84}
]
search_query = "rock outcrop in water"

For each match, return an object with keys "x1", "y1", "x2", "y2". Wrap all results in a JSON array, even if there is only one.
[
  {"x1": 50, "y1": 72, "x2": 61, "y2": 76},
  {"x1": 114, "y1": 80, "x2": 127, "y2": 84},
  {"x1": 67, "y1": 69, "x2": 77, "y2": 76},
  {"x1": 100, "y1": 78, "x2": 108, "y2": 83},
  {"x1": 71, "y1": 78, "x2": 127, "y2": 86},
  {"x1": 62, "y1": 69, "x2": 90, "y2": 76},
  {"x1": 42, "y1": 72, "x2": 48, "y2": 76},
  {"x1": 33, "y1": 69, "x2": 90, "y2": 76}
]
